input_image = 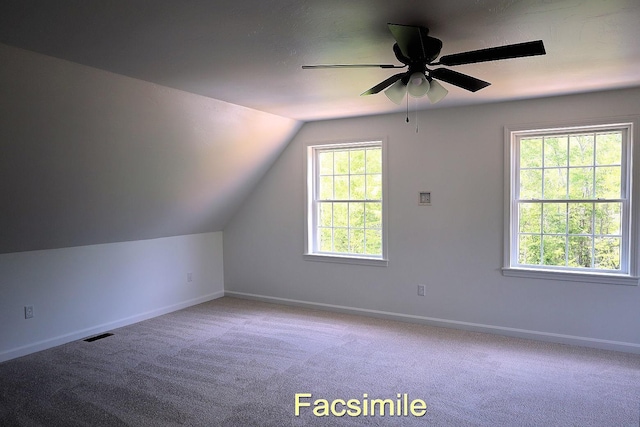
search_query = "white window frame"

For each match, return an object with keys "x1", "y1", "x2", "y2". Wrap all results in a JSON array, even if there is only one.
[
  {"x1": 503, "y1": 118, "x2": 639, "y2": 286},
  {"x1": 304, "y1": 139, "x2": 388, "y2": 266}
]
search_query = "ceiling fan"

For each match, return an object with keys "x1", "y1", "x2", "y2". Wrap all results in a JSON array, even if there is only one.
[{"x1": 302, "y1": 23, "x2": 546, "y2": 105}]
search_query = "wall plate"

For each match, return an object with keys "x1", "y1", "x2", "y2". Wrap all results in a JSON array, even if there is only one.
[{"x1": 419, "y1": 191, "x2": 431, "y2": 206}]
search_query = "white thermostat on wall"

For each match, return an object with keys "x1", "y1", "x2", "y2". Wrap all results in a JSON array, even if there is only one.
[{"x1": 419, "y1": 191, "x2": 431, "y2": 206}]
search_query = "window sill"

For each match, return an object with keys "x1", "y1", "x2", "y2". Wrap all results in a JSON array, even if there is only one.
[
  {"x1": 304, "y1": 253, "x2": 388, "y2": 267},
  {"x1": 502, "y1": 267, "x2": 639, "y2": 286}
]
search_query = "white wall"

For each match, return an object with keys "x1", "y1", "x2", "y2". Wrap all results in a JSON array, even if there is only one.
[
  {"x1": 0, "y1": 232, "x2": 224, "y2": 362},
  {"x1": 224, "y1": 87, "x2": 640, "y2": 353}
]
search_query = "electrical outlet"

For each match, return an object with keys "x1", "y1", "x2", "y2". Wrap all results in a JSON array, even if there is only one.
[
  {"x1": 187, "y1": 272, "x2": 192, "y2": 282},
  {"x1": 417, "y1": 285, "x2": 425, "y2": 297},
  {"x1": 24, "y1": 305, "x2": 34, "y2": 319}
]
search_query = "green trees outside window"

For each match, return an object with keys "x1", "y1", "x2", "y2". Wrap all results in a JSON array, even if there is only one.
[
  {"x1": 315, "y1": 145, "x2": 383, "y2": 257},
  {"x1": 516, "y1": 130, "x2": 626, "y2": 271}
]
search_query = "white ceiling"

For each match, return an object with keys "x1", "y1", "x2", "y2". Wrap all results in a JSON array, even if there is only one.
[{"x1": 1, "y1": 0, "x2": 639, "y2": 122}]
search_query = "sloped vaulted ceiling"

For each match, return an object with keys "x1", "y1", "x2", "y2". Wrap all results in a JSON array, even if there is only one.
[{"x1": 0, "y1": 44, "x2": 300, "y2": 253}]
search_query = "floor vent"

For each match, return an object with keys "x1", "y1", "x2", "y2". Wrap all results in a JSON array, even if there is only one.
[{"x1": 84, "y1": 333, "x2": 113, "y2": 342}]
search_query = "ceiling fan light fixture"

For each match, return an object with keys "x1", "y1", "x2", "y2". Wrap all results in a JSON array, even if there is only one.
[
  {"x1": 426, "y1": 78, "x2": 448, "y2": 104},
  {"x1": 407, "y1": 72, "x2": 429, "y2": 98},
  {"x1": 384, "y1": 79, "x2": 407, "y2": 104}
]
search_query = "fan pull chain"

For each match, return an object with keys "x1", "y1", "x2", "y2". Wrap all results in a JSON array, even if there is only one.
[
  {"x1": 404, "y1": 96, "x2": 419, "y2": 132},
  {"x1": 405, "y1": 95, "x2": 409, "y2": 123}
]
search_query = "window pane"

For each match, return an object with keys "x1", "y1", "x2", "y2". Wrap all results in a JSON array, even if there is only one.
[
  {"x1": 366, "y1": 174, "x2": 382, "y2": 200},
  {"x1": 568, "y1": 167, "x2": 593, "y2": 199},
  {"x1": 519, "y1": 203, "x2": 541, "y2": 233},
  {"x1": 544, "y1": 136, "x2": 568, "y2": 167},
  {"x1": 596, "y1": 132, "x2": 622, "y2": 165},
  {"x1": 594, "y1": 237, "x2": 621, "y2": 270},
  {"x1": 543, "y1": 203, "x2": 566, "y2": 234},
  {"x1": 594, "y1": 203, "x2": 621, "y2": 236},
  {"x1": 333, "y1": 203, "x2": 348, "y2": 227},
  {"x1": 319, "y1": 228, "x2": 332, "y2": 252},
  {"x1": 311, "y1": 143, "x2": 384, "y2": 259},
  {"x1": 319, "y1": 176, "x2": 333, "y2": 200},
  {"x1": 520, "y1": 169, "x2": 542, "y2": 199},
  {"x1": 319, "y1": 203, "x2": 332, "y2": 227},
  {"x1": 595, "y1": 166, "x2": 621, "y2": 199},
  {"x1": 350, "y1": 150, "x2": 366, "y2": 174},
  {"x1": 365, "y1": 229, "x2": 382, "y2": 255},
  {"x1": 568, "y1": 134, "x2": 594, "y2": 167},
  {"x1": 568, "y1": 203, "x2": 593, "y2": 235},
  {"x1": 334, "y1": 176, "x2": 349, "y2": 199},
  {"x1": 334, "y1": 151, "x2": 349, "y2": 174},
  {"x1": 319, "y1": 152, "x2": 333, "y2": 175},
  {"x1": 366, "y1": 148, "x2": 382, "y2": 173},
  {"x1": 349, "y1": 229, "x2": 365, "y2": 254},
  {"x1": 520, "y1": 138, "x2": 542, "y2": 168},
  {"x1": 350, "y1": 175, "x2": 366, "y2": 200},
  {"x1": 365, "y1": 203, "x2": 382, "y2": 229},
  {"x1": 518, "y1": 234, "x2": 541, "y2": 265},
  {"x1": 333, "y1": 228, "x2": 349, "y2": 253},
  {"x1": 543, "y1": 168, "x2": 567, "y2": 199},
  {"x1": 349, "y1": 203, "x2": 364, "y2": 228},
  {"x1": 510, "y1": 125, "x2": 629, "y2": 275},
  {"x1": 542, "y1": 235, "x2": 566, "y2": 266},
  {"x1": 568, "y1": 236, "x2": 592, "y2": 268}
]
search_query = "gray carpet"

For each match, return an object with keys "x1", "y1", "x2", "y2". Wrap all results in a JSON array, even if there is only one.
[{"x1": 1, "y1": 297, "x2": 639, "y2": 426}]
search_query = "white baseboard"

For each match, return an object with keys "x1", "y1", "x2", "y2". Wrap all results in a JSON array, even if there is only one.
[
  {"x1": 225, "y1": 291, "x2": 640, "y2": 355},
  {"x1": 0, "y1": 291, "x2": 224, "y2": 363}
]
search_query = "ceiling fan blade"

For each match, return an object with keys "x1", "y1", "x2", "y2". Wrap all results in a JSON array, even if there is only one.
[
  {"x1": 361, "y1": 72, "x2": 406, "y2": 96},
  {"x1": 388, "y1": 23, "x2": 428, "y2": 59},
  {"x1": 438, "y1": 40, "x2": 546, "y2": 66},
  {"x1": 302, "y1": 64, "x2": 404, "y2": 69},
  {"x1": 387, "y1": 23, "x2": 442, "y2": 62},
  {"x1": 430, "y1": 68, "x2": 490, "y2": 92}
]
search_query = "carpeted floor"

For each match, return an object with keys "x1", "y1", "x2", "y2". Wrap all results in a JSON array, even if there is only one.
[{"x1": 1, "y1": 297, "x2": 639, "y2": 426}]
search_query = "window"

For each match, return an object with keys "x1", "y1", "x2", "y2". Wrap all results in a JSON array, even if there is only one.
[
  {"x1": 504, "y1": 121, "x2": 638, "y2": 285},
  {"x1": 305, "y1": 140, "x2": 387, "y2": 266}
]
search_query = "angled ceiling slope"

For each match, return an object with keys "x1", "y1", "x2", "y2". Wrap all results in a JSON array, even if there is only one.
[{"x1": 0, "y1": 43, "x2": 300, "y2": 254}]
